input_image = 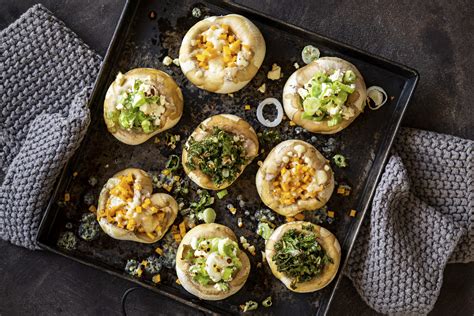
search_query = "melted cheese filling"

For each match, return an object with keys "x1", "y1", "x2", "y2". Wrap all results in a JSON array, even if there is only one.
[
  {"x1": 192, "y1": 23, "x2": 252, "y2": 74},
  {"x1": 98, "y1": 173, "x2": 168, "y2": 238}
]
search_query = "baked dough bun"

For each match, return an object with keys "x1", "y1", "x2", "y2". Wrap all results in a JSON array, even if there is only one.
[
  {"x1": 265, "y1": 221, "x2": 341, "y2": 292},
  {"x1": 283, "y1": 57, "x2": 366, "y2": 134},
  {"x1": 179, "y1": 14, "x2": 265, "y2": 93},
  {"x1": 97, "y1": 168, "x2": 178, "y2": 243},
  {"x1": 176, "y1": 223, "x2": 251, "y2": 300},
  {"x1": 104, "y1": 68, "x2": 183, "y2": 145},
  {"x1": 256, "y1": 139, "x2": 334, "y2": 217},
  {"x1": 182, "y1": 114, "x2": 259, "y2": 190}
]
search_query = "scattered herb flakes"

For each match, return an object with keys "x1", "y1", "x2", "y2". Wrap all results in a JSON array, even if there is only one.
[
  {"x1": 241, "y1": 300, "x2": 259, "y2": 312},
  {"x1": 78, "y1": 213, "x2": 100, "y2": 241},
  {"x1": 257, "y1": 130, "x2": 281, "y2": 148},
  {"x1": 191, "y1": 7, "x2": 202, "y2": 18},
  {"x1": 57, "y1": 231, "x2": 77, "y2": 250},
  {"x1": 125, "y1": 259, "x2": 142, "y2": 277},
  {"x1": 333, "y1": 154, "x2": 348, "y2": 168},
  {"x1": 88, "y1": 176, "x2": 98, "y2": 186},
  {"x1": 144, "y1": 255, "x2": 163, "y2": 274}
]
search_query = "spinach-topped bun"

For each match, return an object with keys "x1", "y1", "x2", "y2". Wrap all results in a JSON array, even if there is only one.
[
  {"x1": 265, "y1": 221, "x2": 341, "y2": 292},
  {"x1": 283, "y1": 57, "x2": 367, "y2": 134},
  {"x1": 104, "y1": 68, "x2": 183, "y2": 145},
  {"x1": 179, "y1": 14, "x2": 265, "y2": 94},
  {"x1": 256, "y1": 140, "x2": 334, "y2": 217},
  {"x1": 182, "y1": 114, "x2": 259, "y2": 190},
  {"x1": 176, "y1": 223, "x2": 251, "y2": 300},
  {"x1": 97, "y1": 168, "x2": 178, "y2": 243}
]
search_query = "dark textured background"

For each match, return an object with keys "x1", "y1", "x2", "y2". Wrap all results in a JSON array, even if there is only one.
[{"x1": 0, "y1": 0, "x2": 472, "y2": 315}]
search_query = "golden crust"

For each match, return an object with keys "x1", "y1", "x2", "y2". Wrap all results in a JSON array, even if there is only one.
[
  {"x1": 265, "y1": 221, "x2": 341, "y2": 292},
  {"x1": 182, "y1": 114, "x2": 259, "y2": 190},
  {"x1": 175, "y1": 223, "x2": 251, "y2": 300},
  {"x1": 97, "y1": 168, "x2": 178, "y2": 243},
  {"x1": 179, "y1": 14, "x2": 265, "y2": 94},
  {"x1": 104, "y1": 68, "x2": 183, "y2": 145},
  {"x1": 283, "y1": 57, "x2": 367, "y2": 134},
  {"x1": 256, "y1": 140, "x2": 334, "y2": 217}
]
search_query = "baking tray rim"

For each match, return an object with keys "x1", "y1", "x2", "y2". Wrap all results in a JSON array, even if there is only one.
[{"x1": 36, "y1": 0, "x2": 419, "y2": 315}]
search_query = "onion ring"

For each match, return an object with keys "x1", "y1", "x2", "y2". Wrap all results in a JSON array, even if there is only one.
[
  {"x1": 256, "y1": 97, "x2": 284, "y2": 127},
  {"x1": 366, "y1": 86, "x2": 388, "y2": 110}
]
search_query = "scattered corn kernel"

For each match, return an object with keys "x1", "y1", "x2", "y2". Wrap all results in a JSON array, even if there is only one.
[
  {"x1": 289, "y1": 121, "x2": 296, "y2": 126},
  {"x1": 257, "y1": 83, "x2": 266, "y2": 93},
  {"x1": 73, "y1": 172, "x2": 78, "y2": 177},
  {"x1": 327, "y1": 211, "x2": 335, "y2": 218},
  {"x1": 89, "y1": 205, "x2": 97, "y2": 213},
  {"x1": 155, "y1": 247, "x2": 164, "y2": 256},
  {"x1": 294, "y1": 213, "x2": 305, "y2": 221},
  {"x1": 229, "y1": 207, "x2": 237, "y2": 215},
  {"x1": 244, "y1": 104, "x2": 251, "y2": 110},
  {"x1": 176, "y1": 279, "x2": 181, "y2": 285},
  {"x1": 349, "y1": 209, "x2": 357, "y2": 217},
  {"x1": 152, "y1": 274, "x2": 161, "y2": 284},
  {"x1": 179, "y1": 221, "x2": 187, "y2": 237},
  {"x1": 64, "y1": 193, "x2": 70, "y2": 202}
]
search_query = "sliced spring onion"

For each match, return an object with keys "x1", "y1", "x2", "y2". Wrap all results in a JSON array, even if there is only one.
[
  {"x1": 165, "y1": 154, "x2": 180, "y2": 171},
  {"x1": 197, "y1": 207, "x2": 216, "y2": 223},
  {"x1": 256, "y1": 98, "x2": 283, "y2": 128},
  {"x1": 366, "y1": 86, "x2": 388, "y2": 110},
  {"x1": 333, "y1": 154, "x2": 348, "y2": 168},
  {"x1": 262, "y1": 296, "x2": 273, "y2": 307},
  {"x1": 301, "y1": 45, "x2": 320, "y2": 64},
  {"x1": 217, "y1": 189, "x2": 228, "y2": 199}
]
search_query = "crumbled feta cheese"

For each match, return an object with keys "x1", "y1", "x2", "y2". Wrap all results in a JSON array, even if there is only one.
[
  {"x1": 172, "y1": 58, "x2": 180, "y2": 66},
  {"x1": 293, "y1": 62, "x2": 300, "y2": 69},
  {"x1": 297, "y1": 87, "x2": 309, "y2": 99},
  {"x1": 162, "y1": 56, "x2": 173, "y2": 66},
  {"x1": 267, "y1": 63, "x2": 281, "y2": 80},
  {"x1": 329, "y1": 69, "x2": 343, "y2": 82},
  {"x1": 116, "y1": 103, "x2": 124, "y2": 110}
]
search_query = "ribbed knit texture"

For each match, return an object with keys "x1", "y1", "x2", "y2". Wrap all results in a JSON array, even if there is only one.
[
  {"x1": 0, "y1": 4, "x2": 472, "y2": 315},
  {"x1": 0, "y1": 4, "x2": 101, "y2": 248},
  {"x1": 346, "y1": 128, "x2": 473, "y2": 315}
]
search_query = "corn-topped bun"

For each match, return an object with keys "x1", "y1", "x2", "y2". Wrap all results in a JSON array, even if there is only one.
[
  {"x1": 97, "y1": 168, "x2": 178, "y2": 243},
  {"x1": 256, "y1": 140, "x2": 334, "y2": 217},
  {"x1": 179, "y1": 14, "x2": 265, "y2": 94}
]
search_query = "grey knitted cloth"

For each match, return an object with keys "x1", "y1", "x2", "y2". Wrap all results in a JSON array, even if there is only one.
[
  {"x1": 0, "y1": 4, "x2": 101, "y2": 248},
  {"x1": 0, "y1": 4, "x2": 473, "y2": 315},
  {"x1": 346, "y1": 128, "x2": 473, "y2": 314}
]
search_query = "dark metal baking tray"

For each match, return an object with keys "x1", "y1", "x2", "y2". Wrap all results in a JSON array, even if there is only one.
[{"x1": 37, "y1": 0, "x2": 418, "y2": 314}]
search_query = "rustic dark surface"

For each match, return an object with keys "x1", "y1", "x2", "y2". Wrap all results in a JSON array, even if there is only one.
[{"x1": 0, "y1": 0, "x2": 472, "y2": 315}]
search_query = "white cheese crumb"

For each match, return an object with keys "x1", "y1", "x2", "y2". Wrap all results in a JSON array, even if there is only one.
[
  {"x1": 293, "y1": 62, "x2": 300, "y2": 69},
  {"x1": 258, "y1": 83, "x2": 266, "y2": 93},
  {"x1": 162, "y1": 56, "x2": 173, "y2": 66},
  {"x1": 267, "y1": 63, "x2": 281, "y2": 80},
  {"x1": 172, "y1": 58, "x2": 180, "y2": 66}
]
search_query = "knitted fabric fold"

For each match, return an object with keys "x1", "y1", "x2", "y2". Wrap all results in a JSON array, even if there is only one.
[
  {"x1": 346, "y1": 129, "x2": 473, "y2": 314},
  {"x1": 0, "y1": 4, "x2": 101, "y2": 248},
  {"x1": 0, "y1": 4, "x2": 472, "y2": 315}
]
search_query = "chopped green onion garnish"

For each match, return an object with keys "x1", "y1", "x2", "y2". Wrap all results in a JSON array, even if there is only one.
[
  {"x1": 262, "y1": 296, "x2": 272, "y2": 307},
  {"x1": 165, "y1": 154, "x2": 180, "y2": 172},
  {"x1": 217, "y1": 189, "x2": 228, "y2": 199},
  {"x1": 241, "y1": 300, "x2": 259, "y2": 312},
  {"x1": 333, "y1": 154, "x2": 348, "y2": 168}
]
